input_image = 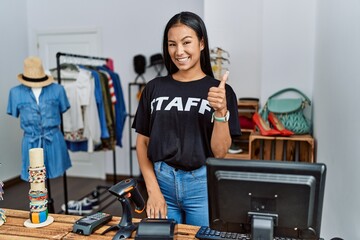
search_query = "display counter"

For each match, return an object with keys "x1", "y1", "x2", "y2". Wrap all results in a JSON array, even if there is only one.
[{"x1": 0, "y1": 208, "x2": 200, "y2": 239}]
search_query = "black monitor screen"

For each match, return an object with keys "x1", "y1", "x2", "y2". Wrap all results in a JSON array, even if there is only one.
[{"x1": 206, "y1": 158, "x2": 326, "y2": 239}]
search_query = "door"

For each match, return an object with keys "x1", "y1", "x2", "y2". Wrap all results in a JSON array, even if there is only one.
[{"x1": 37, "y1": 29, "x2": 107, "y2": 179}]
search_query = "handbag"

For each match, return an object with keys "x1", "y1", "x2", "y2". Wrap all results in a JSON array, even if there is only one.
[{"x1": 260, "y1": 88, "x2": 311, "y2": 134}]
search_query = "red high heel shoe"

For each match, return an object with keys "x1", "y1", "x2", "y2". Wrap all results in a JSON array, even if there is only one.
[
  {"x1": 252, "y1": 113, "x2": 281, "y2": 136},
  {"x1": 268, "y1": 112, "x2": 294, "y2": 136}
]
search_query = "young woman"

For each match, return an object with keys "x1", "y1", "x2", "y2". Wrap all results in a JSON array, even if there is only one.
[{"x1": 132, "y1": 11, "x2": 241, "y2": 226}]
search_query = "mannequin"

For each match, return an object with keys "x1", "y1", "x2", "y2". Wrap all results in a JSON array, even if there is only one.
[
  {"x1": 7, "y1": 56, "x2": 71, "y2": 180},
  {"x1": 7, "y1": 56, "x2": 72, "y2": 212}
]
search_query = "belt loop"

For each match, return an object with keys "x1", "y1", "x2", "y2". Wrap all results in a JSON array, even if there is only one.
[{"x1": 154, "y1": 161, "x2": 162, "y2": 172}]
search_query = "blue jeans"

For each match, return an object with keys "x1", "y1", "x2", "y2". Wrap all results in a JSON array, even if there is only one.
[{"x1": 154, "y1": 161, "x2": 209, "y2": 226}]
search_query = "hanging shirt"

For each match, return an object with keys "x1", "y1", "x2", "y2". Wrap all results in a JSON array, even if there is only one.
[
  {"x1": 7, "y1": 83, "x2": 72, "y2": 180},
  {"x1": 95, "y1": 69, "x2": 116, "y2": 149},
  {"x1": 80, "y1": 66, "x2": 109, "y2": 139},
  {"x1": 57, "y1": 67, "x2": 101, "y2": 152},
  {"x1": 100, "y1": 70, "x2": 117, "y2": 104},
  {"x1": 97, "y1": 66, "x2": 127, "y2": 148}
]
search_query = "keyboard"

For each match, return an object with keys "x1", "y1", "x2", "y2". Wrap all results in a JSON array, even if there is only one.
[
  {"x1": 195, "y1": 226, "x2": 306, "y2": 240},
  {"x1": 195, "y1": 226, "x2": 250, "y2": 239}
]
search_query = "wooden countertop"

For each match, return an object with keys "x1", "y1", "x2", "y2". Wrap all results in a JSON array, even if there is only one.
[{"x1": 0, "y1": 208, "x2": 200, "y2": 239}]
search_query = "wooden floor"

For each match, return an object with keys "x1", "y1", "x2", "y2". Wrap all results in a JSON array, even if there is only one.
[{"x1": 0, "y1": 175, "x2": 147, "y2": 219}]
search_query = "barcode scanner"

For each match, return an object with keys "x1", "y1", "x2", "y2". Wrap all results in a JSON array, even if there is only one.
[
  {"x1": 102, "y1": 178, "x2": 145, "y2": 239},
  {"x1": 108, "y1": 178, "x2": 145, "y2": 214}
]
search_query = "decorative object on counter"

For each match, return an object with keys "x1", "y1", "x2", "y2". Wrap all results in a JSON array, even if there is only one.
[
  {"x1": 260, "y1": 88, "x2": 311, "y2": 135},
  {"x1": 24, "y1": 148, "x2": 54, "y2": 228}
]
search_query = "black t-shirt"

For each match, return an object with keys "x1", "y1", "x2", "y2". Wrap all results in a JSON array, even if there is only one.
[{"x1": 132, "y1": 75, "x2": 241, "y2": 171}]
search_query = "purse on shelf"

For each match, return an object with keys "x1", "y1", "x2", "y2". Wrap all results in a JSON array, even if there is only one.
[{"x1": 260, "y1": 88, "x2": 312, "y2": 135}]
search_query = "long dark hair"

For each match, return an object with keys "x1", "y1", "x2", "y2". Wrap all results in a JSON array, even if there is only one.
[{"x1": 162, "y1": 11, "x2": 214, "y2": 77}]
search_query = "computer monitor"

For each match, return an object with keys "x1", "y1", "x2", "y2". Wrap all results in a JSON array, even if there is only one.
[{"x1": 206, "y1": 158, "x2": 326, "y2": 239}]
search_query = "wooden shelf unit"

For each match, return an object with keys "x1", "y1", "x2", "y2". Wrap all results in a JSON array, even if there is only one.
[
  {"x1": 249, "y1": 132, "x2": 315, "y2": 163},
  {"x1": 226, "y1": 99, "x2": 315, "y2": 163},
  {"x1": 227, "y1": 133, "x2": 315, "y2": 162},
  {"x1": 227, "y1": 100, "x2": 259, "y2": 160}
]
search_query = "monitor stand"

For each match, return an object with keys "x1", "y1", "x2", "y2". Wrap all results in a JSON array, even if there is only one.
[{"x1": 249, "y1": 212, "x2": 278, "y2": 240}]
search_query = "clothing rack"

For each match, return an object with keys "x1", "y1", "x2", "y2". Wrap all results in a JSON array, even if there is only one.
[
  {"x1": 56, "y1": 52, "x2": 118, "y2": 214},
  {"x1": 128, "y1": 82, "x2": 146, "y2": 177}
]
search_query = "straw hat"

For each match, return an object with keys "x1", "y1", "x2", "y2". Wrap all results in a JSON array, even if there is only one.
[{"x1": 17, "y1": 56, "x2": 54, "y2": 87}]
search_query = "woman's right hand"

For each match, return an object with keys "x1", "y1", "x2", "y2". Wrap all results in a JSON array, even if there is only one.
[
  {"x1": 146, "y1": 189, "x2": 167, "y2": 219},
  {"x1": 136, "y1": 133, "x2": 167, "y2": 218}
]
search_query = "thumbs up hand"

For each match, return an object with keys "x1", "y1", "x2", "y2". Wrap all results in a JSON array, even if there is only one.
[
  {"x1": 207, "y1": 71, "x2": 229, "y2": 114},
  {"x1": 218, "y1": 71, "x2": 228, "y2": 89}
]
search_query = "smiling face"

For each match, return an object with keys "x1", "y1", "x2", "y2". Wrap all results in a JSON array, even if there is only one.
[{"x1": 167, "y1": 23, "x2": 204, "y2": 78}]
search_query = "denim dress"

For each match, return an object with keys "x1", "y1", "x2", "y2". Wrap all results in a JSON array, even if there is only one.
[{"x1": 7, "y1": 83, "x2": 72, "y2": 181}]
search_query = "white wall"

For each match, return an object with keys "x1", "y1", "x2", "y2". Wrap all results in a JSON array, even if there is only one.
[
  {"x1": 204, "y1": 0, "x2": 263, "y2": 100},
  {"x1": 0, "y1": 1, "x2": 28, "y2": 181},
  {"x1": 314, "y1": 0, "x2": 360, "y2": 239},
  {"x1": 260, "y1": 0, "x2": 316, "y2": 104},
  {"x1": 205, "y1": 0, "x2": 315, "y2": 106}
]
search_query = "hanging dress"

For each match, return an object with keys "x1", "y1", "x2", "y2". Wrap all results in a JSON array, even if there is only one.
[{"x1": 7, "y1": 83, "x2": 72, "y2": 181}]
